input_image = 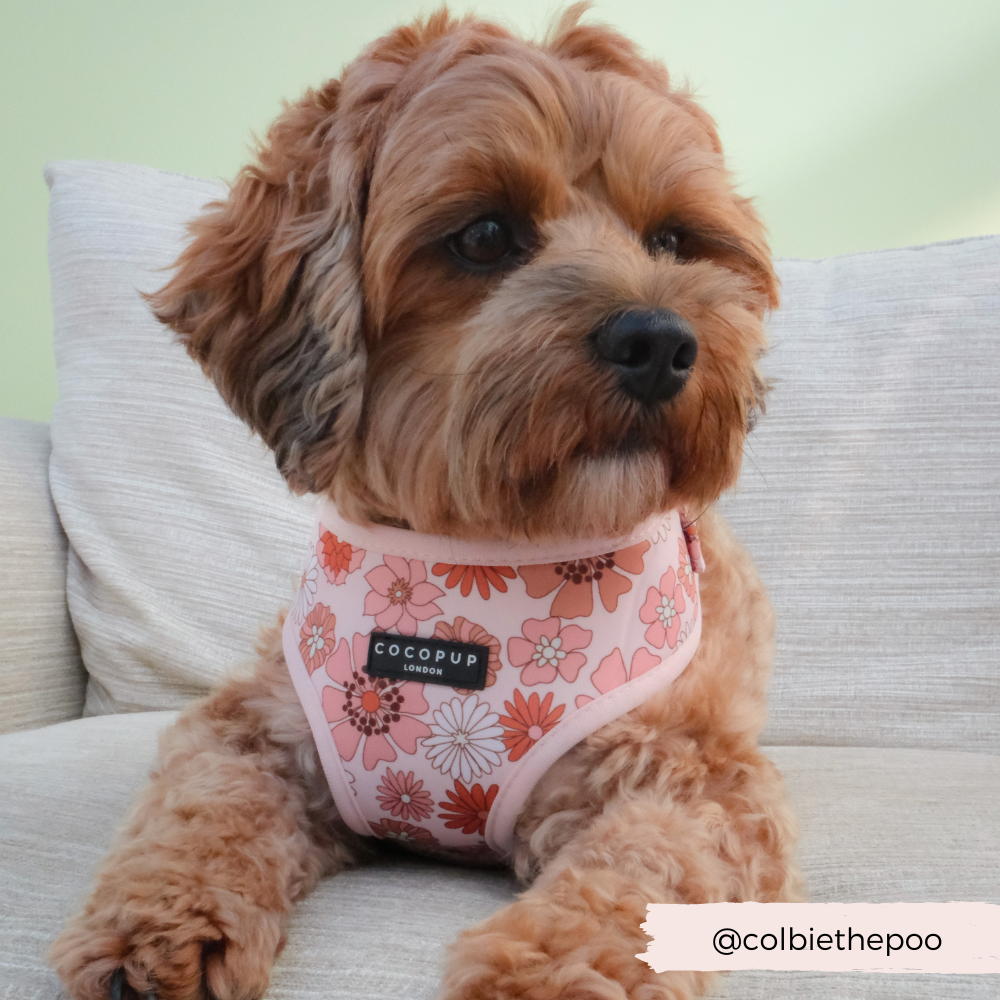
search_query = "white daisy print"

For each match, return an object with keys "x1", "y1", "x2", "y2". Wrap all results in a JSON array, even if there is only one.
[
  {"x1": 291, "y1": 554, "x2": 320, "y2": 624},
  {"x1": 534, "y1": 634, "x2": 565, "y2": 668},
  {"x1": 647, "y1": 517, "x2": 673, "y2": 544},
  {"x1": 422, "y1": 695, "x2": 505, "y2": 783}
]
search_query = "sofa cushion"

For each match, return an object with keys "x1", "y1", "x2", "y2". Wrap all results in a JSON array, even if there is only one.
[
  {"x1": 0, "y1": 417, "x2": 85, "y2": 734},
  {"x1": 45, "y1": 161, "x2": 1000, "y2": 752},
  {"x1": 46, "y1": 161, "x2": 316, "y2": 715},
  {"x1": 0, "y1": 713, "x2": 996, "y2": 998},
  {"x1": 718, "y1": 237, "x2": 1000, "y2": 754}
]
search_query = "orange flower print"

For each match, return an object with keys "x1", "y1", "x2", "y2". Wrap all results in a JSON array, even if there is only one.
[
  {"x1": 322, "y1": 631, "x2": 431, "y2": 771},
  {"x1": 499, "y1": 690, "x2": 565, "y2": 762},
  {"x1": 375, "y1": 769, "x2": 433, "y2": 822},
  {"x1": 316, "y1": 526, "x2": 365, "y2": 585},
  {"x1": 433, "y1": 616, "x2": 501, "y2": 691},
  {"x1": 369, "y1": 818, "x2": 438, "y2": 847},
  {"x1": 518, "y1": 541, "x2": 650, "y2": 619},
  {"x1": 575, "y1": 646, "x2": 661, "y2": 709},
  {"x1": 299, "y1": 603, "x2": 336, "y2": 674},
  {"x1": 677, "y1": 536, "x2": 698, "y2": 603},
  {"x1": 438, "y1": 780, "x2": 499, "y2": 836},
  {"x1": 432, "y1": 563, "x2": 516, "y2": 599}
]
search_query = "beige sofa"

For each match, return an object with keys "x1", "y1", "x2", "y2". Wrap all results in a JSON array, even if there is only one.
[{"x1": 0, "y1": 161, "x2": 997, "y2": 999}]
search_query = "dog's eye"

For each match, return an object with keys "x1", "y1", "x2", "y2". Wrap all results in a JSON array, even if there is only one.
[
  {"x1": 649, "y1": 228, "x2": 684, "y2": 257},
  {"x1": 451, "y1": 218, "x2": 513, "y2": 267}
]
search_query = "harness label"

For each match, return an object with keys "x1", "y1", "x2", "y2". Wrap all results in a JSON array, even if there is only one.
[{"x1": 364, "y1": 632, "x2": 489, "y2": 690}]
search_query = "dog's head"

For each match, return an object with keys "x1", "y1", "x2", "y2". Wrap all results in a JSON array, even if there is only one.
[{"x1": 150, "y1": 7, "x2": 777, "y2": 540}]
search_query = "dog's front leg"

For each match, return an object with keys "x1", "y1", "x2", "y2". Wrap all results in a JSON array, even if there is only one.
[
  {"x1": 51, "y1": 619, "x2": 364, "y2": 1000},
  {"x1": 439, "y1": 779, "x2": 800, "y2": 1000}
]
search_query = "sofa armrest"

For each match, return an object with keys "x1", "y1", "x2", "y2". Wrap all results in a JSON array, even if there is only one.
[{"x1": 0, "y1": 417, "x2": 85, "y2": 732}]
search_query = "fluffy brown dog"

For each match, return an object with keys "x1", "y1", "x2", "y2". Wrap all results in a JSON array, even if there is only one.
[{"x1": 52, "y1": 7, "x2": 802, "y2": 999}]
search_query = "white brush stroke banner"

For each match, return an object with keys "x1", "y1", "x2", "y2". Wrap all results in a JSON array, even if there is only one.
[{"x1": 639, "y1": 902, "x2": 1000, "y2": 973}]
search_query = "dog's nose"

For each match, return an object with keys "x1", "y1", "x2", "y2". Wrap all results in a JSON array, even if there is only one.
[{"x1": 593, "y1": 308, "x2": 698, "y2": 404}]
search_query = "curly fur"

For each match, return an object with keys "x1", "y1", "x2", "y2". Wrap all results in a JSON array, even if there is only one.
[{"x1": 52, "y1": 7, "x2": 802, "y2": 999}]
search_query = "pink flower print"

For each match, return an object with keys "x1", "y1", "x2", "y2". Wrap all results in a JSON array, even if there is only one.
[
  {"x1": 299, "y1": 603, "x2": 336, "y2": 674},
  {"x1": 518, "y1": 541, "x2": 650, "y2": 619},
  {"x1": 433, "y1": 616, "x2": 501, "y2": 692},
  {"x1": 375, "y1": 769, "x2": 434, "y2": 822},
  {"x1": 674, "y1": 621, "x2": 695, "y2": 648},
  {"x1": 317, "y1": 526, "x2": 365, "y2": 585},
  {"x1": 322, "y1": 632, "x2": 431, "y2": 771},
  {"x1": 507, "y1": 617, "x2": 592, "y2": 685},
  {"x1": 369, "y1": 818, "x2": 438, "y2": 847},
  {"x1": 677, "y1": 537, "x2": 698, "y2": 603},
  {"x1": 364, "y1": 555, "x2": 444, "y2": 634},
  {"x1": 639, "y1": 567, "x2": 687, "y2": 649},
  {"x1": 575, "y1": 647, "x2": 661, "y2": 708}
]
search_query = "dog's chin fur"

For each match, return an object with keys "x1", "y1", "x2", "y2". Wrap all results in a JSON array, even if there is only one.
[
  {"x1": 333, "y1": 448, "x2": 675, "y2": 541},
  {"x1": 52, "y1": 10, "x2": 803, "y2": 1000}
]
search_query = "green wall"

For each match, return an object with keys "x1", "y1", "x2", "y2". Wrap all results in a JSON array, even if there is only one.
[{"x1": 4, "y1": 0, "x2": 999, "y2": 422}]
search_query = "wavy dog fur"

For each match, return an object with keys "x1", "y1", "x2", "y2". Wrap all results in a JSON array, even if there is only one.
[{"x1": 52, "y1": 7, "x2": 802, "y2": 999}]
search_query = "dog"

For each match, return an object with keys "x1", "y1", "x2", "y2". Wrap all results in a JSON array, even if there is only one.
[{"x1": 51, "y1": 7, "x2": 802, "y2": 999}]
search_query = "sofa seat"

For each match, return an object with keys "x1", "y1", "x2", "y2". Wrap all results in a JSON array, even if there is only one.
[{"x1": 2, "y1": 713, "x2": 996, "y2": 1000}]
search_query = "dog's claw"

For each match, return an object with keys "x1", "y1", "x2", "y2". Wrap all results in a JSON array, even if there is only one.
[{"x1": 109, "y1": 967, "x2": 157, "y2": 1000}]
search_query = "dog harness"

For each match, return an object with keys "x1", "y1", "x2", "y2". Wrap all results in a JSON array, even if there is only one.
[{"x1": 282, "y1": 499, "x2": 704, "y2": 861}]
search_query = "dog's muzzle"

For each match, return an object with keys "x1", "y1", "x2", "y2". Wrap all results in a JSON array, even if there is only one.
[{"x1": 593, "y1": 308, "x2": 697, "y2": 404}]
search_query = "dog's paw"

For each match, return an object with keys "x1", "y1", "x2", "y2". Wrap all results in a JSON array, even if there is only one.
[
  {"x1": 438, "y1": 893, "x2": 711, "y2": 1000},
  {"x1": 439, "y1": 959, "x2": 706, "y2": 1000},
  {"x1": 50, "y1": 880, "x2": 281, "y2": 1000},
  {"x1": 108, "y1": 968, "x2": 156, "y2": 1000}
]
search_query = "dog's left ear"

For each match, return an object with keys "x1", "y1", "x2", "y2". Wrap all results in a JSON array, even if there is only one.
[
  {"x1": 148, "y1": 77, "x2": 369, "y2": 494},
  {"x1": 149, "y1": 11, "x2": 492, "y2": 493}
]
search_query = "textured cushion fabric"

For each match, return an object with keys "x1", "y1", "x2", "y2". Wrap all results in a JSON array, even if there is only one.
[
  {"x1": 45, "y1": 161, "x2": 316, "y2": 715},
  {"x1": 0, "y1": 416, "x2": 85, "y2": 734},
  {"x1": 718, "y1": 236, "x2": 1000, "y2": 754},
  {"x1": 0, "y1": 715, "x2": 995, "y2": 998},
  {"x1": 713, "y1": 745, "x2": 1000, "y2": 1000},
  {"x1": 43, "y1": 159, "x2": 1000, "y2": 752}
]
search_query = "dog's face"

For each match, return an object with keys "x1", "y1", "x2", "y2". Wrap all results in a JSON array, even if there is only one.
[{"x1": 151, "y1": 10, "x2": 777, "y2": 540}]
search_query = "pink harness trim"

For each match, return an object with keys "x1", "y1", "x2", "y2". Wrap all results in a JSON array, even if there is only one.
[{"x1": 282, "y1": 500, "x2": 703, "y2": 860}]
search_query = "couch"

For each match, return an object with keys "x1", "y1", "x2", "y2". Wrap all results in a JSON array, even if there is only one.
[{"x1": 0, "y1": 160, "x2": 997, "y2": 999}]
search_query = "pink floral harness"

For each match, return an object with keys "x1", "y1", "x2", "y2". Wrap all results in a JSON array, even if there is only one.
[{"x1": 282, "y1": 500, "x2": 704, "y2": 861}]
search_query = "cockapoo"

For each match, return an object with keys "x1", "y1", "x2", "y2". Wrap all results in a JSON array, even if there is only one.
[{"x1": 52, "y1": 7, "x2": 802, "y2": 999}]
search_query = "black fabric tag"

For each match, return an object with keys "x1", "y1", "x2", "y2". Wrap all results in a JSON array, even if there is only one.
[{"x1": 364, "y1": 632, "x2": 489, "y2": 690}]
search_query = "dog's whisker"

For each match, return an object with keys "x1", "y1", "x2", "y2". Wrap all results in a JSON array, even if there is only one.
[{"x1": 742, "y1": 445, "x2": 768, "y2": 486}]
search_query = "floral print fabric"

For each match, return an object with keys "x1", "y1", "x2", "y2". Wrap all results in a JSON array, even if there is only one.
[
  {"x1": 283, "y1": 504, "x2": 702, "y2": 860},
  {"x1": 507, "y1": 617, "x2": 592, "y2": 685},
  {"x1": 321, "y1": 631, "x2": 431, "y2": 772},
  {"x1": 518, "y1": 542, "x2": 650, "y2": 618}
]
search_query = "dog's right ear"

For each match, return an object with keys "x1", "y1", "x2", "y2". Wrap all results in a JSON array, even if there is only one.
[
  {"x1": 150, "y1": 10, "x2": 513, "y2": 493},
  {"x1": 148, "y1": 78, "x2": 369, "y2": 494}
]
